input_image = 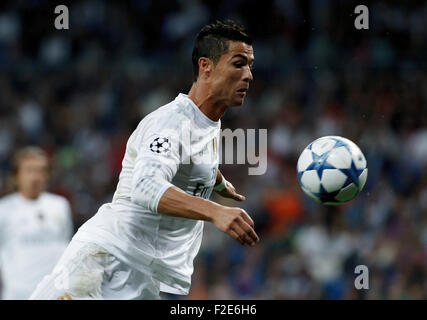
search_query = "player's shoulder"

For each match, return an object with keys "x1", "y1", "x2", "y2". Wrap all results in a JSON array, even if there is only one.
[
  {"x1": 0, "y1": 193, "x2": 19, "y2": 208},
  {"x1": 0, "y1": 193, "x2": 19, "y2": 222},
  {"x1": 40, "y1": 192, "x2": 71, "y2": 207},
  {"x1": 141, "y1": 94, "x2": 194, "y2": 128}
]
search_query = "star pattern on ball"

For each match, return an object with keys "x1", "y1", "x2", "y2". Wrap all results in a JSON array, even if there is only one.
[
  {"x1": 331, "y1": 138, "x2": 348, "y2": 150},
  {"x1": 339, "y1": 160, "x2": 364, "y2": 188},
  {"x1": 312, "y1": 185, "x2": 341, "y2": 203},
  {"x1": 149, "y1": 137, "x2": 170, "y2": 154},
  {"x1": 297, "y1": 136, "x2": 367, "y2": 205},
  {"x1": 306, "y1": 150, "x2": 336, "y2": 180}
]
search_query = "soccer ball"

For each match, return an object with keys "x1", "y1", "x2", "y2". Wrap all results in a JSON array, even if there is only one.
[{"x1": 297, "y1": 136, "x2": 368, "y2": 205}]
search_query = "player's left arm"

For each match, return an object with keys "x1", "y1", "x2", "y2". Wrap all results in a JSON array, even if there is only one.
[{"x1": 214, "y1": 169, "x2": 246, "y2": 201}]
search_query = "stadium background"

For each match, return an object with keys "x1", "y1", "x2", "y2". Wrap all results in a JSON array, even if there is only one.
[{"x1": 0, "y1": 0, "x2": 425, "y2": 299}]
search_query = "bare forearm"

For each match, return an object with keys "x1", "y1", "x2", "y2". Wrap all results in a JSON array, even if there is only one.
[
  {"x1": 215, "y1": 169, "x2": 223, "y2": 186},
  {"x1": 157, "y1": 184, "x2": 259, "y2": 246},
  {"x1": 157, "y1": 186, "x2": 223, "y2": 222}
]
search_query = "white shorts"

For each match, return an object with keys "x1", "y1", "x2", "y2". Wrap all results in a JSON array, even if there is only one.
[{"x1": 29, "y1": 239, "x2": 161, "y2": 300}]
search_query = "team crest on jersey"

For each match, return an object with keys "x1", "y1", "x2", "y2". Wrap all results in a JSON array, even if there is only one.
[{"x1": 150, "y1": 137, "x2": 170, "y2": 154}]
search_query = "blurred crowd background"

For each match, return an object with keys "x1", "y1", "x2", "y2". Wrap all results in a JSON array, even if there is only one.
[{"x1": 0, "y1": 0, "x2": 426, "y2": 299}]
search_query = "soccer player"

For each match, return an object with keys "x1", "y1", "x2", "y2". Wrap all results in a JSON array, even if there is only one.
[
  {"x1": 0, "y1": 147, "x2": 73, "y2": 299},
  {"x1": 30, "y1": 20, "x2": 259, "y2": 300}
]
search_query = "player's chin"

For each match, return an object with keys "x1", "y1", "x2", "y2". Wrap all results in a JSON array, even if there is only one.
[{"x1": 231, "y1": 95, "x2": 246, "y2": 106}]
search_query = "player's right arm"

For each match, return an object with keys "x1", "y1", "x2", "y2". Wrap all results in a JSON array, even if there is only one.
[
  {"x1": 129, "y1": 116, "x2": 259, "y2": 246},
  {"x1": 157, "y1": 186, "x2": 259, "y2": 246}
]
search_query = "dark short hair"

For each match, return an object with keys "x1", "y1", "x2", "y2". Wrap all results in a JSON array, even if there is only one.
[{"x1": 192, "y1": 20, "x2": 253, "y2": 82}]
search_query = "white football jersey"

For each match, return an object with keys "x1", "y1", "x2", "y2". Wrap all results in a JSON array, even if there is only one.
[
  {"x1": 74, "y1": 93, "x2": 221, "y2": 295},
  {"x1": 0, "y1": 192, "x2": 73, "y2": 299}
]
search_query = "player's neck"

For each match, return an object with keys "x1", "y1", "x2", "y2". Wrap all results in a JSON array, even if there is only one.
[
  {"x1": 188, "y1": 84, "x2": 227, "y2": 122},
  {"x1": 18, "y1": 190, "x2": 41, "y2": 201}
]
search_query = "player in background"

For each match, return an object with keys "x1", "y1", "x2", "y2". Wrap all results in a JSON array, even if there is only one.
[
  {"x1": 30, "y1": 20, "x2": 259, "y2": 300},
  {"x1": 0, "y1": 147, "x2": 74, "y2": 299}
]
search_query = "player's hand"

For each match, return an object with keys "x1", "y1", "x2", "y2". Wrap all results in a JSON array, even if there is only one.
[
  {"x1": 212, "y1": 206, "x2": 259, "y2": 246},
  {"x1": 215, "y1": 180, "x2": 246, "y2": 201}
]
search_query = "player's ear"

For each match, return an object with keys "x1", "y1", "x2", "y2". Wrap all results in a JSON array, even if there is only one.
[{"x1": 198, "y1": 57, "x2": 213, "y2": 79}]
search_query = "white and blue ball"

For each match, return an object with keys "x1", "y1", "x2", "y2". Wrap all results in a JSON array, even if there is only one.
[{"x1": 297, "y1": 136, "x2": 368, "y2": 205}]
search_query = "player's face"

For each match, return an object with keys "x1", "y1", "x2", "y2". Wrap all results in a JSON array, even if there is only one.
[
  {"x1": 16, "y1": 156, "x2": 49, "y2": 199},
  {"x1": 210, "y1": 41, "x2": 254, "y2": 106}
]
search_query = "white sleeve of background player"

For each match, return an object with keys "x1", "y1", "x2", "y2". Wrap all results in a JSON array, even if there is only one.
[
  {"x1": 61, "y1": 199, "x2": 74, "y2": 241},
  {"x1": 0, "y1": 202, "x2": 5, "y2": 268},
  {"x1": 130, "y1": 119, "x2": 183, "y2": 213}
]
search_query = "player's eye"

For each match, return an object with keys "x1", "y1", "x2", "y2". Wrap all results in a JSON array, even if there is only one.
[{"x1": 234, "y1": 62, "x2": 245, "y2": 68}]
